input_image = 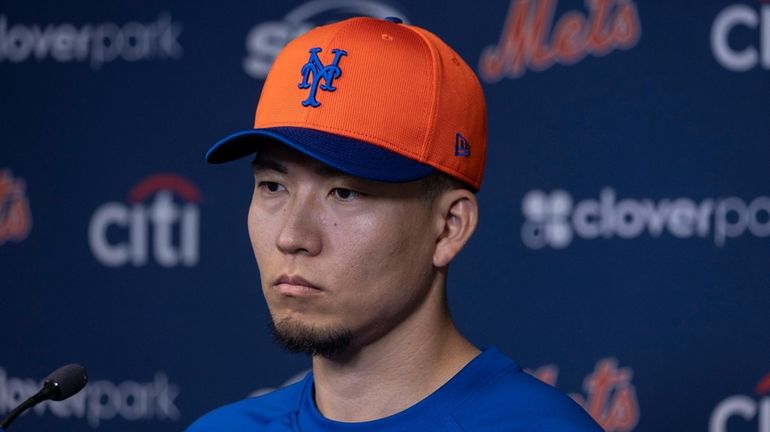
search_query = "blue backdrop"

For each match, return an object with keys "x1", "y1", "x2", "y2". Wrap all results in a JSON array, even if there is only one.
[{"x1": 1, "y1": 1, "x2": 768, "y2": 431}]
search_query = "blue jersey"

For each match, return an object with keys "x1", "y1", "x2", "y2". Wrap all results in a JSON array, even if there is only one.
[{"x1": 186, "y1": 348, "x2": 603, "y2": 431}]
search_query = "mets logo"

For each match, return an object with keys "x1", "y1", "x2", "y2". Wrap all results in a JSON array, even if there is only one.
[
  {"x1": 531, "y1": 358, "x2": 639, "y2": 431},
  {"x1": 298, "y1": 47, "x2": 347, "y2": 107},
  {"x1": 0, "y1": 169, "x2": 32, "y2": 247}
]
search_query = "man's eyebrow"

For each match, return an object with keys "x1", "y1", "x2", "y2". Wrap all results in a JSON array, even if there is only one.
[{"x1": 251, "y1": 158, "x2": 288, "y2": 174}]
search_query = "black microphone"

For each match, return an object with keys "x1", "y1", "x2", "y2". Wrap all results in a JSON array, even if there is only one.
[{"x1": 0, "y1": 364, "x2": 88, "y2": 430}]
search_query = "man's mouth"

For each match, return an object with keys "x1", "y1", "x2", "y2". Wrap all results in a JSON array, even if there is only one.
[{"x1": 273, "y1": 274, "x2": 324, "y2": 296}]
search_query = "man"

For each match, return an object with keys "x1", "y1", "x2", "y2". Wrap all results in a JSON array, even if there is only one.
[{"x1": 188, "y1": 16, "x2": 602, "y2": 431}]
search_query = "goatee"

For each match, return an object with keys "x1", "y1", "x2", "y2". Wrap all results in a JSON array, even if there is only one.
[{"x1": 269, "y1": 318, "x2": 353, "y2": 357}]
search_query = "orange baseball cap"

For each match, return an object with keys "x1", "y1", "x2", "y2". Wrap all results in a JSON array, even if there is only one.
[{"x1": 207, "y1": 16, "x2": 487, "y2": 190}]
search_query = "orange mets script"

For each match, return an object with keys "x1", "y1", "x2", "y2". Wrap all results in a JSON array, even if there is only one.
[
  {"x1": 0, "y1": 170, "x2": 32, "y2": 247},
  {"x1": 479, "y1": 0, "x2": 641, "y2": 81}
]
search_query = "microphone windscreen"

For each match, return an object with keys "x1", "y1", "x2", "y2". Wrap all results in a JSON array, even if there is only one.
[{"x1": 44, "y1": 364, "x2": 88, "y2": 401}]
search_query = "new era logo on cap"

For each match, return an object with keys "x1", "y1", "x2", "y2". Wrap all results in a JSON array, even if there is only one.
[{"x1": 455, "y1": 133, "x2": 470, "y2": 157}]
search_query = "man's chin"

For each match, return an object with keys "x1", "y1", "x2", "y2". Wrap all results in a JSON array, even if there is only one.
[{"x1": 269, "y1": 318, "x2": 353, "y2": 357}]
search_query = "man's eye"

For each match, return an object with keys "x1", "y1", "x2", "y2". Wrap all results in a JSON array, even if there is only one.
[
  {"x1": 331, "y1": 188, "x2": 361, "y2": 201},
  {"x1": 258, "y1": 181, "x2": 284, "y2": 193}
]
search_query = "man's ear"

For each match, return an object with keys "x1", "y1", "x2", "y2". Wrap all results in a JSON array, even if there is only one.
[{"x1": 433, "y1": 189, "x2": 478, "y2": 267}]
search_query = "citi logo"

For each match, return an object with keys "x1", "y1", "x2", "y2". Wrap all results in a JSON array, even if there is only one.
[
  {"x1": 88, "y1": 173, "x2": 200, "y2": 267},
  {"x1": 521, "y1": 188, "x2": 770, "y2": 249},
  {"x1": 709, "y1": 372, "x2": 770, "y2": 432},
  {"x1": 242, "y1": 0, "x2": 408, "y2": 79},
  {"x1": 711, "y1": 3, "x2": 770, "y2": 72}
]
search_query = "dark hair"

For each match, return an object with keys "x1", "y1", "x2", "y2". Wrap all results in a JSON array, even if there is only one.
[{"x1": 421, "y1": 171, "x2": 475, "y2": 200}]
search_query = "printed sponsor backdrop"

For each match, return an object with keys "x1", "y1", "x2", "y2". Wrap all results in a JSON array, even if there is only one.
[{"x1": 1, "y1": 0, "x2": 768, "y2": 430}]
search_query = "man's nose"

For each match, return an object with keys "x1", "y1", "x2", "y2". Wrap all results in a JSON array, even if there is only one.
[{"x1": 276, "y1": 194, "x2": 323, "y2": 256}]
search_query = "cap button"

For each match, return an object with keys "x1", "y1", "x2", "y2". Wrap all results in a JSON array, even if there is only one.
[{"x1": 383, "y1": 16, "x2": 403, "y2": 24}]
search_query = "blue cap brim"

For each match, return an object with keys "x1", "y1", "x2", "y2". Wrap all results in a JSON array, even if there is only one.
[{"x1": 206, "y1": 127, "x2": 435, "y2": 183}]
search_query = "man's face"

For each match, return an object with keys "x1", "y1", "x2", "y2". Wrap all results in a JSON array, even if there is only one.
[{"x1": 248, "y1": 143, "x2": 440, "y2": 356}]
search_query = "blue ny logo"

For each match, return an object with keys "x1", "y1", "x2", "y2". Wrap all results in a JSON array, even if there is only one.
[{"x1": 298, "y1": 47, "x2": 348, "y2": 107}]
